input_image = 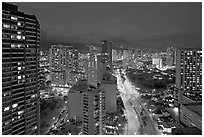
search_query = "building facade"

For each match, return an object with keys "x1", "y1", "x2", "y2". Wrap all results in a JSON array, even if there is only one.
[
  {"x1": 152, "y1": 58, "x2": 162, "y2": 69},
  {"x1": 86, "y1": 45, "x2": 98, "y2": 86},
  {"x1": 101, "y1": 40, "x2": 113, "y2": 72},
  {"x1": 67, "y1": 80, "x2": 106, "y2": 135},
  {"x1": 166, "y1": 46, "x2": 176, "y2": 67},
  {"x1": 175, "y1": 49, "x2": 202, "y2": 105},
  {"x1": 2, "y1": 2, "x2": 40, "y2": 135},
  {"x1": 101, "y1": 74, "x2": 117, "y2": 113},
  {"x1": 175, "y1": 48, "x2": 202, "y2": 129},
  {"x1": 49, "y1": 45, "x2": 78, "y2": 87},
  {"x1": 82, "y1": 85, "x2": 106, "y2": 135}
]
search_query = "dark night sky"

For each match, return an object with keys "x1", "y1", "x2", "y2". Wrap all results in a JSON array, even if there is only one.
[{"x1": 13, "y1": 2, "x2": 202, "y2": 51}]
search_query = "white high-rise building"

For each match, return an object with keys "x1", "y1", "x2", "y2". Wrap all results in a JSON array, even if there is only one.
[
  {"x1": 152, "y1": 58, "x2": 162, "y2": 69},
  {"x1": 49, "y1": 45, "x2": 78, "y2": 87},
  {"x1": 67, "y1": 80, "x2": 106, "y2": 135}
]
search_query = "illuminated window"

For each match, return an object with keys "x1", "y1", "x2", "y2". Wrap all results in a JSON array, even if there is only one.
[
  {"x1": 17, "y1": 35, "x2": 21, "y2": 39},
  {"x1": 18, "y1": 110, "x2": 24, "y2": 115},
  {"x1": 18, "y1": 76, "x2": 22, "y2": 79},
  {"x1": 11, "y1": 25, "x2": 18, "y2": 30},
  {"x1": 3, "y1": 92, "x2": 10, "y2": 97},
  {"x1": 4, "y1": 106, "x2": 10, "y2": 111},
  {"x1": 17, "y1": 67, "x2": 22, "y2": 70},
  {"x1": 17, "y1": 44, "x2": 25, "y2": 48},
  {"x1": 17, "y1": 31, "x2": 22, "y2": 34},
  {"x1": 12, "y1": 103, "x2": 18, "y2": 108},
  {"x1": 22, "y1": 36, "x2": 25, "y2": 39},
  {"x1": 17, "y1": 22, "x2": 21, "y2": 26},
  {"x1": 11, "y1": 16, "x2": 17, "y2": 20},
  {"x1": 31, "y1": 94, "x2": 36, "y2": 98},
  {"x1": 3, "y1": 24, "x2": 10, "y2": 28},
  {"x1": 11, "y1": 34, "x2": 16, "y2": 39},
  {"x1": 4, "y1": 120, "x2": 10, "y2": 126}
]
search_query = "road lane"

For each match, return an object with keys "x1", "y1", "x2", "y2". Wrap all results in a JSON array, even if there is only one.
[
  {"x1": 117, "y1": 70, "x2": 160, "y2": 135},
  {"x1": 116, "y1": 72, "x2": 141, "y2": 135}
]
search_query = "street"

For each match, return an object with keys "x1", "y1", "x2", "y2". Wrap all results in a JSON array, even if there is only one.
[{"x1": 116, "y1": 70, "x2": 160, "y2": 135}]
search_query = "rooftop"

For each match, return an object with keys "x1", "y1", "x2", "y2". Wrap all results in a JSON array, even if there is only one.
[
  {"x1": 69, "y1": 80, "x2": 99, "y2": 94},
  {"x1": 184, "y1": 102, "x2": 202, "y2": 116},
  {"x1": 173, "y1": 127, "x2": 202, "y2": 135},
  {"x1": 177, "y1": 47, "x2": 202, "y2": 51},
  {"x1": 102, "y1": 74, "x2": 117, "y2": 84},
  {"x1": 69, "y1": 80, "x2": 88, "y2": 93}
]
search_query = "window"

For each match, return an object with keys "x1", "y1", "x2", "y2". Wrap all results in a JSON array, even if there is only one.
[
  {"x1": 11, "y1": 25, "x2": 18, "y2": 30},
  {"x1": 17, "y1": 31, "x2": 22, "y2": 34},
  {"x1": 11, "y1": 16, "x2": 17, "y2": 20},
  {"x1": 18, "y1": 76, "x2": 22, "y2": 80},
  {"x1": 4, "y1": 120, "x2": 10, "y2": 126},
  {"x1": 12, "y1": 103, "x2": 18, "y2": 108},
  {"x1": 3, "y1": 24, "x2": 10, "y2": 28},
  {"x1": 17, "y1": 44, "x2": 25, "y2": 48},
  {"x1": 3, "y1": 92, "x2": 10, "y2": 97},
  {"x1": 18, "y1": 67, "x2": 22, "y2": 70},
  {"x1": 17, "y1": 22, "x2": 22, "y2": 26},
  {"x1": 17, "y1": 35, "x2": 21, "y2": 39},
  {"x1": 11, "y1": 34, "x2": 16, "y2": 39},
  {"x1": 31, "y1": 94, "x2": 36, "y2": 98},
  {"x1": 18, "y1": 110, "x2": 24, "y2": 115},
  {"x1": 2, "y1": 34, "x2": 10, "y2": 38},
  {"x1": 11, "y1": 44, "x2": 18, "y2": 48},
  {"x1": 4, "y1": 106, "x2": 10, "y2": 111}
]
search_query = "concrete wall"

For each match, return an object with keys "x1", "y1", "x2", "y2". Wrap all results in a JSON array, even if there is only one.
[
  {"x1": 68, "y1": 92, "x2": 83, "y2": 119},
  {"x1": 101, "y1": 84, "x2": 117, "y2": 113}
]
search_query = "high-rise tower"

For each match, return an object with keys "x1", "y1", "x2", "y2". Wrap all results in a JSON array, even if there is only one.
[
  {"x1": 2, "y1": 2, "x2": 40, "y2": 135},
  {"x1": 49, "y1": 45, "x2": 78, "y2": 87},
  {"x1": 175, "y1": 48, "x2": 202, "y2": 104},
  {"x1": 101, "y1": 40, "x2": 112, "y2": 73}
]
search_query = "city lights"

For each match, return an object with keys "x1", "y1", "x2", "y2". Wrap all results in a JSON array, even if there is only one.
[{"x1": 2, "y1": 2, "x2": 202, "y2": 136}]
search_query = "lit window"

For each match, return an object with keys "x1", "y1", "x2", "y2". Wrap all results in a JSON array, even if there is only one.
[
  {"x1": 11, "y1": 16, "x2": 17, "y2": 20},
  {"x1": 17, "y1": 67, "x2": 22, "y2": 70},
  {"x1": 3, "y1": 92, "x2": 10, "y2": 97},
  {"x1": 12, "y1": 103, "x2": 18, "y2": 108},
  {"x1": 17, "y1": 31, "x2": 22, "y2": 34},
  {"x1": 22, "y1": 36, "x2": 25, "y2": 39},
  {"x1": 4, "y1": 106, "x2": 10, "y2": 111},
  {"x1": 3, "y1": 24, "x2": 10, "y2": 28},
  {"x1": 17, "y1": 35, "x2": 21, "y2": 39},
  {"x1": 18, "y1": 76, "x2": 22, "y2": 79},
  {"x1": 11, "y1": 34, "x2": 16, "y2": 39},
  {"x1": 17, "y1": 44, "x2": 24, "y2": 48},
  {"x1": 11, "y1": 25, "x2": 18, "y2": 30},
  {"x1": 4, "y1": 120, "x2": 10, "y2": 126},
  {"x1": 18, "y1": 110, "x2": 24, "y2": 115},
  {"x1": 17, "y1": 22, "x2": 21, "y2": 26},
  {"x1": 31, "y1": 94, "x2": 36, "y2": 98}
]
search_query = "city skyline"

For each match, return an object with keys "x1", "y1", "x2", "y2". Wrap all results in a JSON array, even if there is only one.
[
  {"x1": 2, "y1": 1, "x2": 202, "y2": 135},
  {"x1": 11, "y1": 2, "x2": 202, "y2": 51}
]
